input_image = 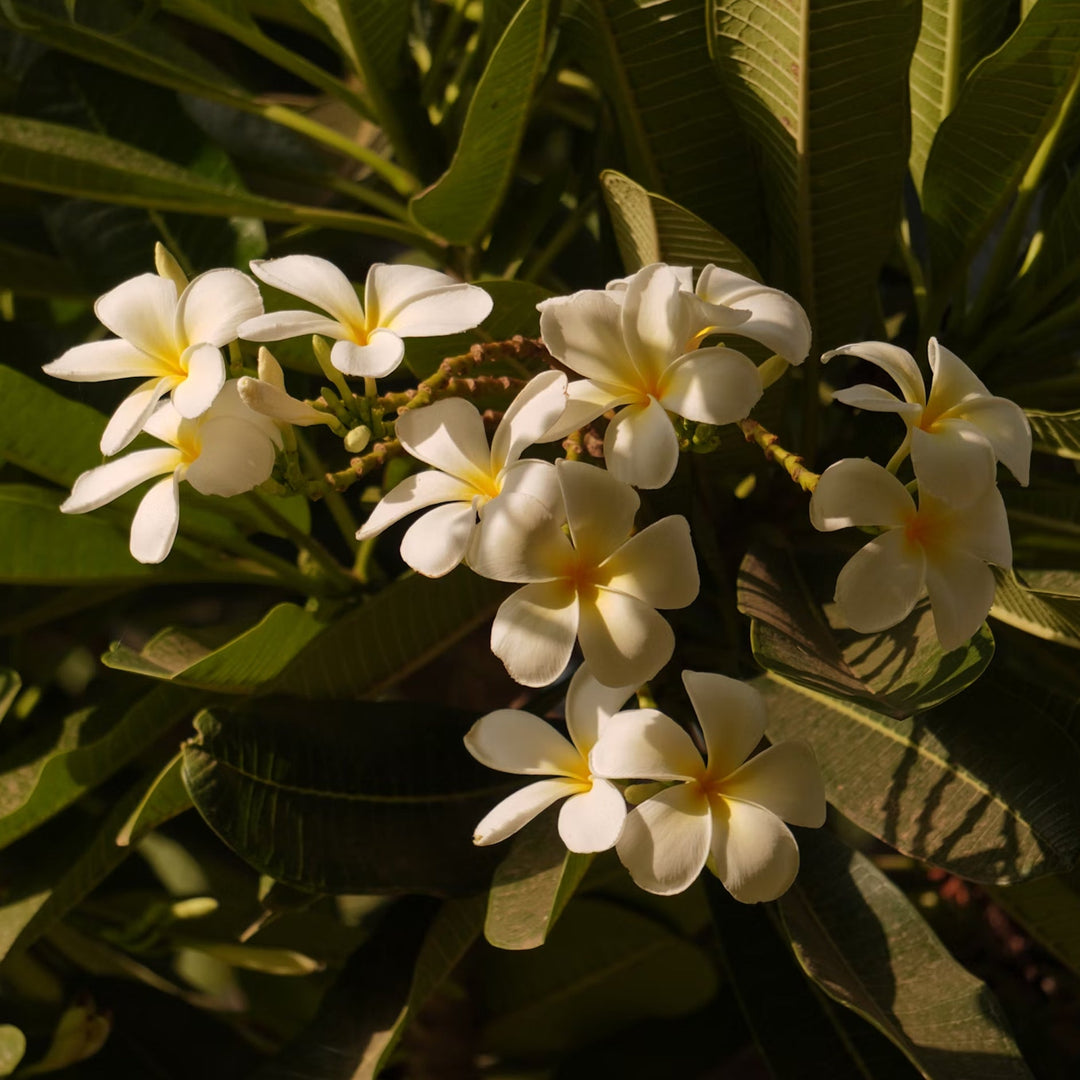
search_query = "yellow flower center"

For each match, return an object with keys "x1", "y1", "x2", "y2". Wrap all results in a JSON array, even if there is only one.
[{"x1": 902, "y1": 505, "x2": 946, "y2": 553}]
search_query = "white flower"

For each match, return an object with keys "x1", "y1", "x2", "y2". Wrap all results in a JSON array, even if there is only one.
[
  {"x1": 237, "y1": 348, "x2": 342, "y2": 430},
  {"x1": 43, "y1": 264, "x2": 263, "y2": 456},
  {"x1": 823, "y1": 338, "x2": 1031, "y2": 500},
  {"x1": 464, "y1": 664, "x2": 635, "y2": 851},
  {"x1": 238, "y1": 256, "x2": 493, "y2": 379},
  {"x1": 809, "y1": 457, "x2": 1012, "y2": 650},
  {"x1": 590, "y1": 672, "x2": 825, "y2": 900},
  {"x1": 61, "y1": 381, "x2": 281, "y2": 564},
  {"x1": 538, "y1": 263, "x2": 766, "y2": 488},
  {"x1": 468, "y1": 459, "x2": 699, "y2": 688},
  {"x1": 355, "y1": 371, "x2": 567, "y2": 577}
]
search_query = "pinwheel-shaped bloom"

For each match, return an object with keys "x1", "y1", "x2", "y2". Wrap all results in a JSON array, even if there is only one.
[
  {"x1": 590, "y1": 672, "x2": 825, "y2": 900},
  {"x1": 468, "y1": 459, "x2": 699, "y2": 688},
  {"x1": 824, "y1": 338, "x2": 1031, "y2": 500},
  {"x1": 608, "y1": 262, "x2": 811, "y2": 368},
  {"x1": 538, "y1": 263, "x2": 764, "y2": 489},
  {"x1": 44, "y1": 265, "x2": 263, "y2": 456},
  {"x1": 356, "y1": 371, "x2": 568, "y2": 577},
  {"x1": 61, "y1": 382, "x2": 281, "y2": 564},
  {"x1": 238, "y1": 256, "x2": 493, "y2": 379},
  {"x1": 465, "y1": 664, "x2": 635, "y2": 851},
  {"x1": 810, "y1": 458, "x2": 1012, "y2": 650}
]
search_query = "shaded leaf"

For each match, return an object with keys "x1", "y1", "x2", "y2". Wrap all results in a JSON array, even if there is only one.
[
  {"x1": 0, "y1": 237, "x2": 82, "y2": 297},
  {"x1": 0, "y1": 669, "x2": 19, "y2": 724},
  {"x1": 1025, "y1": 406, "x2": 1080, "y2": 460},
  {"x1": 992, "y1": 867, "x2": 1080, "y2": 978},
  {"x1": 990, "y1": 567, "x2": 1080, "y2": 648},
  {"x1": 183, "y1": 941, "x2": 323, "y2": 976},
  {"x1": 116, "y1": 753, "x2": 192, "y2": 847}
]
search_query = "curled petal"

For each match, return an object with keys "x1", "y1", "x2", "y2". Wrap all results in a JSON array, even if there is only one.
[
  {"x1": 681, "y1": 671, "x2": 767, "y2": 781},
  {"x1": 924, "y1": 548, "x2": 997, "y2": 652},
  {"x1": 331, "y1": 330, "x2": 404, "y2": 378},
  {"x1": 558, "y1": 459, "x2": 639, "y2": 564},
  {"x1": 44, "y1": 338, "x2": 164, "y2": 382},
  {"x1": 238, "y1": 310, "x2": 346, "y2": 342},
  {"x1": 100, "y1": 376, "x2": 176, "y2": 456},
  {"x1": 61, "y1": 447, "x2": 185, "y2": 514},
  {"x1": 173, "y1": 343, "x2": 225, "y2": 419},
  {"x1": 954, "y1": 396, "x2": 1031, "y2": 486},
  {"x1": 177, "y1": 268, "x2": 263, "y2": 349},
  {"x1": 661, "y1": 346, "x2": 762, "y2": 425},
  {"x1": 395, "y1": 397, "x2": 492, "y2": 484},
  {"x1": 129, "y1": 471, "x2": 181, "y2": 564},
  {"x1": 600, "y1": 515, "x2": 698, "y2": 609},
  {"x1": 356, "y1": 470, "x2": 474, "y2": 540},
  {"x1": 720, "y1": 742, "x2": 826, "y2": 827},
  {"x1": 142, "y1": 400, "x2": 185, "y2": 447},
  {"x1": 910, "y1": 422, "x2": 996, "y2": 504},
  {"x1": 538, "y1": 290, "x2": 637, "y2": 387},
  {"x1": 469, "y1": 492, "x2": 572, "y2": 583},
  {"x1": 810, "y1": 458, "x2": 914, "y2": 531},
  {"x1": 603, "y1": 398, "x2": 680, "y2": 490},
  {"x1": 926, "y1": 338, "x2": 990, "y2": 412},
  {"x1": 710, "y1": 799, "x2": 800, "y2": 903},
  {"x1": 834, "y1": 529, "x2": 927, "y2": 634},
  {"x1": 564, "y1": 663, "x2": 637, "y2": 757},
  {"x1": 558, "y1": 779, "x2": 627, "y2": 853},
  {"x1": 823, "y1": 341, "x2": 926, "y2": 408},
  {"x1": 379, "y1": 282, "x2": 492, "y2": 337},
  {"x1": 589, "y1": 708, "x2": 703, "y2": 782},
  {"x1": 465, "y1": 709, "x2": 583, "y2": 777},
  {"x1": 491, "y1": 580, "x2": 579, "y2": 687},
  {"x1": 250, "y1": 255, "x2": 363, "y2": 325},
  {"x1": 542, "y1": 379, "x2": 636, "y2": 443},
  {"x1": 578, "y1": 588, "x2": 674, "y2": 688},
  {"x1": 831, "y1": 384, "x2": 919, "y2": 416},
  {"x1": 95, "y1": 273, "x2": 179, "y2": 361},
  {"x1": 490, "y1": 371, "x2": 568, "y2": 473},
  {"x1": 616, "y1": 783, "x2": 712, "y2": 896},
  {"x1": 473, "y1": 777, "x2": 585, "y2": 846},
  {"x1": 399, "y1": 501, "x2": 477, "y2": 577},
  {"x1": 620, "y1": 264, "x2": 689, "y2": 390}
]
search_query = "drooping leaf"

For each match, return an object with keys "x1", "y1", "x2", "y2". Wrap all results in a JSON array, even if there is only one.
[
  {"x1": 756, "y1": 671, "x2": 1080, "y2": 883},
  {"x1": 116, "y1": 752, "x2": 192, "y2": 847},
  {"x1": 600, "y1": 170, "x2": 760, "y2": 280},
  {"x1": 708, "y1": 0, "x2": 920, "y2": 348},
  {"x1": 990, "y1": 568, "x2": 1080, "y2": 648},
  {"x1": 484, "y1": 814, "x2": 592, "y2": 951},
  {"x1": 410, "y1": 0, "x2": 548, "y2": 244},
  {"x1": 182, "y1": 702, "x2": 507, "y2": 894},
  {"x1": 782, "y1": 829, "x2": 1032, "y2": 1079}
]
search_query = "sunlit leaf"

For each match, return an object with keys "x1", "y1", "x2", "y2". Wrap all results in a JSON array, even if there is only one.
[
  {"x1": 991, "y1": 568, "x2": 1080, "y2": 649},
  {"x1": 1025, "y1": 406, "x2": 1080, "y2": 460}
]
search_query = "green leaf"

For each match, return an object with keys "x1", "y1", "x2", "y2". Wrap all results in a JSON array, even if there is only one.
[
  {"x1": 922, "y1": 0, "x2": 1080, "y2": 298},
  {"x1": 0, "y1": 238, "x2": 82, "y2": 297},
  {"x1": 410, "y1": 0, "x2": 548, "y2": 244},
  {"x1": 0, "y1": 1025, "x2": 25, "y2": 1077},
  {"x1": 1025, "y1": 406, "x2": 1080, "y2": 459},
  {"x1": 479, "y1": 897, "x2": 717, "y2": 1057},
  {"x1": 992, "y1": 867, "x2": 1080, "y2": 978},
  {"x1": 756, "y1": 671, "x2": 1080, "y2": 883},
  {"x1": 0, "y1": 669, "x2": 20, "y2": 724},
  {"x1": 563, "y1": 0, "x2": 766, "y2": 261},
  {"x1": 484, "y1": 814, "x2": 592, "y2": 951},
  {"x1": 908, "y1": 0, "x2": 1015, "y2": 191},
  {"x1": 181, "y1": 702, "x2": 505, "y2": 894},
  {"x1": 600, "y1": 170, "x2": 760, "y2": 281},
  {"x1": 781, "y1": 829, "x2": 1032, "y2": 1079},
  {"x1": 990, "y1": 567, "x2": 1080, "y2": 648},
  {"x1": 709, "y1": 0, "x2": 920, "y2": 348},
  {"x1": 116, "y1": 753, "x2": 192, "y2": 847},
  {"x1": 183, "y1": 941, "x2": 323, "y2": 976},
  {"x1": 0, "y1": 685, "x2": 200, "y2": 850},
  {"x1": 738, "y1": 546, "x2": 994, "y2": 717}
]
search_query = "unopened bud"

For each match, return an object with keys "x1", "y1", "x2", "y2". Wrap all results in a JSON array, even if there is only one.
[
  {"x1": 344, "y1": 425, "x2": 371, "y2": 453},
  {"x1": 256, "y1": 347, "x2": 286, "y2": 390},
  {"x1": 312, "y1": 335, "x2": 352, "y2": 399},
  {"x1": 154, "y1": 242, "x2": 188, "y2": 293}
]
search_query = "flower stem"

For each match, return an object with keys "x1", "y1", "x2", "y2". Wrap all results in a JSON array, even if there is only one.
[
  {"x1": 738, "y1": 419, "x2": 820, "y2": 492},
  {"x1": 296, "y1": 433, "x2": 359, "y2": 554}
]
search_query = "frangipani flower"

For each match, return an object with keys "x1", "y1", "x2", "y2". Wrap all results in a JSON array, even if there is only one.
[
  {"x1": 538, "y1": 263, "x2": 765, "y2": 489},
  {"x1": 44, "y1": 259, "x2": 263, "y2": 456},
  {"x1": 590, "y1": 672, "x2": 825, "y2": 900},
  {"x1": 468, "y1": 459, "x2": 699, "y2": 688},
  {"x1": 823, "y1": 338, "x2": 1031, "y2": 500},
  {"x1": 238, "y1": 348, "x2": 343, "y2": 431},
  {"x1": 61, "y1": 382, "x2": 281, "y2": 564},
  {"x1": 465, "y1": 664, "x2": 635, "y2": 851},
  {"x1": 238, "y1": 256, "x2": 493, "y2": 379},
  {"x1": 356, "y1": 371, "x2": 568, "y2": 577},
  {"x1": 809, "y1": 457, "x2": 1012, "y2": 650}
]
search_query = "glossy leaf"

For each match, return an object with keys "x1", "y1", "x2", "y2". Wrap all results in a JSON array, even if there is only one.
[
  {"x1": 782, "y1": 829, "x2": 1032, "y2": 1079},
  {"x1": 411, "y1": 0, "x2": 548, "y2": 244},
  {"x1": 182, "y1": 702, "x2": 507, "y2": 894},
  {"x1": 990, "y1": 568, "x2": 1080, "y2": 649},
  {"x1": 1025, "y1": 406, "x2": 1080, "y2": 460},
  {"x1": 756, "y1": 671, "x2": 1080, "y2": 883}
]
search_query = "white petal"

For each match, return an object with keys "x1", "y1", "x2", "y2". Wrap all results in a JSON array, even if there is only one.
[
  {"x1": 184, "y1": 417, "x2": 277, "y2": 497},
  {"x1": 173, "y1": 343, "x2": 225, "y2": 419},
  {"x1": 129, "y1": 471, "x2": 181, "y2": 564},
  {"x1": 100, "y1": 377, "x2": 176, "y2": 456},
  {"x1": 710, "y1": 799, "x2": 800, "y2": 903},
  {"x1": 61, "y1": 447, "x2": 184, "y2": 514},
  {"x1": 473, "y1": 778, "x2": 584, "y2": 846},
  {"x1": 490, "y1": 581, "x2": 579, "y2": 687},
  {"x1": 616, "y1": 783, "x2": 712, "y2": 895},
  {"x1": 44, "y1": 338, "x2": 164, "y2": 382},
  {"x1": 822, "y1": 341, "x2": 926, "y2": 407},
  {"x1": 603, "y1": 399, "x2": 680, "y2": 491},
  {"x1": 400, "y1": 501, "x2": 477, "y2": 577},
  {"x1": 831, "y1": 383, "x2": 919, "y2": 416},
  {"x1": 464, "y1": 709, "x2": 583, "y2": 776},
  {"x1": 94, "y1": 273, "x2": 179, "y2": 361},
  {"x1": 542, "y1": 379, "x2": 635, "y2": 443},
  {"x1": 395, "y1": 398, "x2": 493, "y2": 485},
  {"x1": 565, "y1": 663, "x2": 637, "y2": 757},
  {"x1": 720, "y1": 742, "x2": 826, "y2": 827},
  {"x1": 177, "y1": 268, "x2": 263, "y2": 349},
  {"x1": 809, "y1": 458, "x2": 915, "y2": 531},
  {"x1": 578, "y1": 589, "x2": 674, "y2": 688},
  {"x1": 331, "y1": 330, "x2": 404, "y2": 378},
  {"x1": 495, "y1": 459, "x2": 562, "y2": 516},
  {"x1": 681, "y1": 671, "x2": 767, "y2": 780},
  {"x1": 490, "y1": 371, "x2": 568, "y2": 473},
  {"x1": 238, "y1": 310, "x2": 346, "y2": 342},
  {"x1": 365, "y1": 264, "x2": 459, "y2": 326},
  {"x1": 558, "y1": 459, "x2": 639, "y2": 562},
  {"x1": 910, "y1": 422, "x2": 996, "y2": 504},
  {"x1": 378, "y1": 281, "x2": 493, "y2": 336},
  {"x1": 935, "y1": 486, "x2": 1012, "y2": 568},
  {"x1": 249, "y1": 255, "x2": 362, "y2": 325},
  {"x1": 620, "y1": 263, "x2": 689, "y2": 390},
  {"x1": 834, "y1": 529, "x2": 926, "y2": 634},
  {"x1": 142, "y1": 400, "x2": 185, "y2": 447},
  {"x1": 953, "y1": 396, "x2": 1031, "y2": 485},
  {"x1": 356, "y1": 470, "x2": 475, "y2": 540},
  {"x1": 590, "y1": 708, "x2": 704, "y2": 781},
  {"x1": 469, "y1": 492, "x2": 572, "y2": 583},
  {"x1": 558, "y1": 779, "x2": 626, "y2": 853},
  {"x1": 660, "y1": 347, "x2": 762, "y2": 425},
  {"x1": 600, "y1": 515, "x2": 699, "y2": 608},
  {"x1": 238, "y1": 376, "x2": 330, "y2": 427},
  {"x1": 924, "y1": 548, "x2": 997, "y2": 652},
  {"x1": 538, "y1": 290, "x2": 638, "y2": 387},
  {"x1": 926, "y1": 338, "x2": 990, "y2": 411}
]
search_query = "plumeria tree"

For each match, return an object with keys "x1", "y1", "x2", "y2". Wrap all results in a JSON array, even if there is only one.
[{"x1": 1, "y1": 1, "x2": 1079, "y2": 1077}]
